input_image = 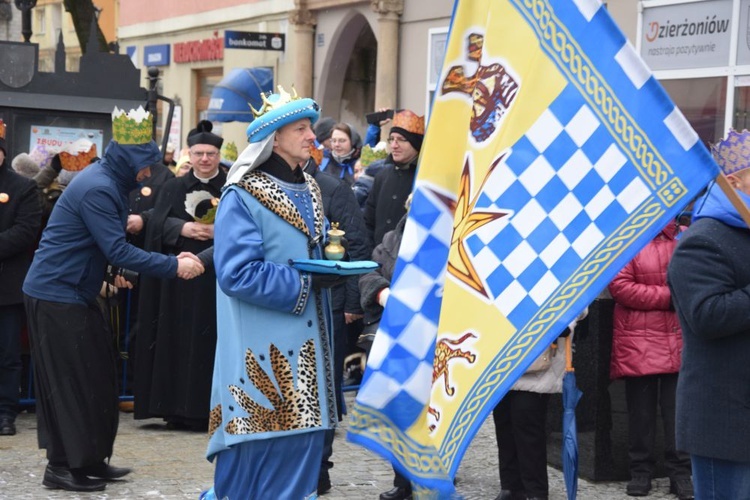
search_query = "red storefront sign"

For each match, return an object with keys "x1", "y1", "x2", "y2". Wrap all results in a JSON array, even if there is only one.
[{"x1": 174, "y1": 33, "x2": 224, "y2": 63}]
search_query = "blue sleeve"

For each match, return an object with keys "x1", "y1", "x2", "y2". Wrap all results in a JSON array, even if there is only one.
[
  {"x1": 365, "y1": 124, "x2": 381, "y2": 147},
  {"x1": 214, "y1": 189, "x2": 312, "y2": 315},
  {"x1": 79, "y1": 188, "x2": 177, "y2": 279}
]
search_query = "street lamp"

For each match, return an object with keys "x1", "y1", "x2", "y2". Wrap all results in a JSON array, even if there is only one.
[{"x1": 13, "y1": 0, "x2": 37, "y2": 43}]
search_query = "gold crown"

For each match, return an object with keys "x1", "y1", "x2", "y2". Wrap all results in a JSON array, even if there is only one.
[
  {"x1": 0, "y1": 119, "x2": 5, "y2": 140},
  {"x1": 250, "y1": 86, "x2": 301, "y2": 119},
  {"x1": 392, "y1": 110, "x2": 425, "y2": 136},
  {"x1": 221, "y1": 141, "x2": 238, "y2": 162},
  {"x1": 112, "y1": 106, "x2": 153, "y2": 145}
]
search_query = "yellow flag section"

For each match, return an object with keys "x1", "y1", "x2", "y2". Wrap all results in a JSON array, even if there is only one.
[{"x1": 414, "y1": 0, "x2": 566, "y2": 463}]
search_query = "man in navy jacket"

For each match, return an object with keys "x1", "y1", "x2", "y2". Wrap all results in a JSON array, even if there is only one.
[{"x1": 23, "y1": 134, "x2": 204, "y2": 493}]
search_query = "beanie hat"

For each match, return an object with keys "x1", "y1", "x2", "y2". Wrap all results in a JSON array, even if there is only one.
[
  {"x1": 11, "y1": 153, "x2": 40, "y2": 178},
  {"x1": 390, "y1": 110, "x2": 425, "y2": 152},
  {"x1": 187, "y1": 120, "x2": 223, "y2": 149},
  {"x1": 314, "y1": 116, "x2": 336, "y2": 143}
]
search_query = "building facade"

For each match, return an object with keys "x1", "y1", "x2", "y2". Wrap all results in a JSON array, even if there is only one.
[
  {"x1": 0, "y1": 0, "x2": 21, "y2": 41},
  {"x1": 116, "y1": 0, "x2": 456, "y2": 149},
  {"x1": 28, "y1": 0, "x2": 116, "y2": 72}
]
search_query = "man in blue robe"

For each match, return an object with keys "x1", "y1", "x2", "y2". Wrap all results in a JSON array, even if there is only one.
[{"x1": 203, "y1": 88, "x2": 344, "y2": 499}]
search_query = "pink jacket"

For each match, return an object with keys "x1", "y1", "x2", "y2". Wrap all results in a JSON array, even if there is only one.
[{"x1": 608, "y1": 225, "x2": 683, "y2": 379}]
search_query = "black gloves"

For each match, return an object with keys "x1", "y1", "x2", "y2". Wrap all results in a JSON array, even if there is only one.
[
  {"x1": 50, "y1": 154, "x2": 63, "y2": 173},
  {"x1": 310, "y1": 273, "x2": 349, "y2": 290}
]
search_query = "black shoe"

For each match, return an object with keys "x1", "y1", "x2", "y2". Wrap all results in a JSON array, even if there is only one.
[
  {"x1": 77, "y1": 462, "x2": 132, "y2": 480},
  {"x1": 42, "y1": 465, "x2": 106, "y2": 492},
  {"x1": 317, "y1": 469, "x2": 331, "y2": 495},
  {"x1": 379, "y1": 485, "x2": 412, "y2": 500},
  {"x1": 670, "y1": 477, "x2": 694, "y2": 500},
  {"x1": 495, "y1": 490, "x2": 526, "y2": 500},
  {"x1": 626, "y1": 475, "x2": 652, "y2": 496},
  {"x1": 0, "y1": 417, "x2": 16, "y2": 436}
]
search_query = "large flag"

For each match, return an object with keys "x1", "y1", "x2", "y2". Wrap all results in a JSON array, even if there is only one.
[{"x1": 348, "y1": 0, "x2": 719, "y2": 495}]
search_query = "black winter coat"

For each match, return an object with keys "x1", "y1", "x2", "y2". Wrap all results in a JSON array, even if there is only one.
[
  {"x1": 668, "y1": 217, "x2": 750, "y2": 462},
  {"x1": 363, "y1": 156, "x2": 416, "y2": 246},
  {"x1": 306, "y1": 161, "x2": 373, "y2": 313},
  {"x1": 0, "y1": 163, "x2": 42, "y2": 305}
]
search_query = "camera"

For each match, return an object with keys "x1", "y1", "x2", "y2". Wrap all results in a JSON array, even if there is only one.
[
  {"x1": 365, "y1": 109, "x2": 394, "y2": 125},
  {"x1": 104, "y1": 264, "x2": 139, "y2": 286}
]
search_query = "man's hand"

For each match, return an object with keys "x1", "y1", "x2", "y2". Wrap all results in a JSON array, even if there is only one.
[
  {"x1": 113, "y1": 275, "x2": 134, "y2": 289},
  {"x1": 127, "y1": 215, "x2": 144, "y2": 234},
  {"x1": 345, "y1": 312, "x2": 364, "y2": 324},
  {"x1": 176, "y1": 252, "x2": 205, "y2": 279},
  {"x1": 181, "y1": 222, "x2": 214, "y2": 241}
]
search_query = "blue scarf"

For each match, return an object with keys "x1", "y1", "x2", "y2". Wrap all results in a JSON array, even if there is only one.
[{"x1": 693, "y1": 183, "x2": 750, "y2": 229}]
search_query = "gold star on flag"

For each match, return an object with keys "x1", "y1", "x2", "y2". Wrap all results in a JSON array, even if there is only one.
[{"x1": 442, "y1": 154, "x2": 511, "y2": 298}]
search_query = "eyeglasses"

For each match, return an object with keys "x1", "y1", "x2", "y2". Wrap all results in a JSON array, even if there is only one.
[
  {"x1": 387, "y1": 137, "x2": 408, "y2": 145},
  {"x1": 190, "y1": 151, "x2": 219, "y2": 159}
]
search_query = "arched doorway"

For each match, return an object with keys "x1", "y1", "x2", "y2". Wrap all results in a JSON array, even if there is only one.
[{"x1": 317, "y1": 12, "x2": 377, "y2": 138}]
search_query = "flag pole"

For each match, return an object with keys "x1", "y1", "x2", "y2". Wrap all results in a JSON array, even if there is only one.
[{"x1": 715, "y1": 173, "x2": 750, "y2": 228}]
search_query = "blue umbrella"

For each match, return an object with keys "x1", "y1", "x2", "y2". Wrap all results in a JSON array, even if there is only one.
[
  {"x1": 562, "y1": 338, "x2": 582, "y2": 500},
  {"x1": 207, "y1": 67, "x2": 274, "y2": 123}
]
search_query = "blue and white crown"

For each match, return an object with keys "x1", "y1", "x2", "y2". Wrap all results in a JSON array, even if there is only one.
[{"x1": 246, "y1": 86, "x2": 320, "y2": 144}]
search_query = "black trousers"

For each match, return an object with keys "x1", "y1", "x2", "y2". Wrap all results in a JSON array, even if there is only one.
[
  {"x1": 0, "y1": 304, "x2": 23, "y2": 419},
  {"x1": 624, "y1": 374, "x2": 691, "y2": 479},
  {"x1": 24, "y1": 296, "x2": 119, "y2": 469},
  {"x1": 493, "y1": 390, "x2": 550, "y2": 498}
]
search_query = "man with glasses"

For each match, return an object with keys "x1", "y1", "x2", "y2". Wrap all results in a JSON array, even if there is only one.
[
  {"x1": 363, "y1": 110, "x2": 424, "y2": 248},
  {"x1": 131, "y1": 120, "x2": 225, "y2": 432}
]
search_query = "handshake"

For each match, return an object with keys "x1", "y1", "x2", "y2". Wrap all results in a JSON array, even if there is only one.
[{"x1": 177, "y1": 252, "x2": 205, "y2": 280}]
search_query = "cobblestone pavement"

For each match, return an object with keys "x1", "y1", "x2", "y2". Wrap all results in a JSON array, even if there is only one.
[{"x1": 0, "y1": 394, "x2": 679, "y2": 499}]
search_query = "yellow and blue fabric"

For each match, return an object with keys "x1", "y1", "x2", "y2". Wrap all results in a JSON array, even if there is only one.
[{"x1": 347, "y1": 0, "x2": 719, "y2": 495}]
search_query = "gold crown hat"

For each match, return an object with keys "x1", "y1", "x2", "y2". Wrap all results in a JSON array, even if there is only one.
[
  {"x1": 112, "y1": 106, "x2": 154, "y2": 145},
  {"x1": 59, "y1": 138, "x2": 98, "y2": 171},
  {"x1": 245, "y1": 86, "x2": 320, "y2": 144},
  {"x1": 712, "y1": 129, "x2": 750, "y2": 176},
  {"x1": 390, "y1": 110, "x2": 426, "y2": 151},
  {"x1": 0, "y1": 119, "x2": 6, "y2": 156},
  {"x1": 221, "y1": 141, "x2": 238, "y2": 162}
]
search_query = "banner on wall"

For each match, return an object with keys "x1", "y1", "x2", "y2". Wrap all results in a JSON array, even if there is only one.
[{"x1": 640, "y1": 0, "x2": 732, "y2": 70}]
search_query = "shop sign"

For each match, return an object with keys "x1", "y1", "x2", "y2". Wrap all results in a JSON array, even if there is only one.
[
  {"x1": 737, "y1": 0, "x2": 750, "y2": 65},
  {"x1": 225, "y1": 31, "x2": 285, "y2": 51},
  {"x1": 144, "y1": 44, "x2": 170, "y2": 67},
  {"x1": 641, "y1": 0, "x2": 732, "y2": 71},
  {"x1": 174, "y1": 34, "x2": 224, "y2": 63}
]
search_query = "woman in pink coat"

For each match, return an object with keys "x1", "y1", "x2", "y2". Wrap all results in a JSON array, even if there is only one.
[{"x1": 609, "y1": 222, "x2": 693, "y2": 499}]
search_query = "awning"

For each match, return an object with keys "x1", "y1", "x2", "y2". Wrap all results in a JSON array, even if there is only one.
[{"x1": 207, "y1": 67, "x2": 274, "y2": 123}]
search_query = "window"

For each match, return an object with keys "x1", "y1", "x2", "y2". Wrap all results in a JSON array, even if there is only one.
[
  {"x1": 35, "y1": 8, "x2": 45, "y2": 35},
  {"x1": 661, "y1": 77, "x2": 727, "y2": 147},
  {"x1": 194, "y1": 68, "x2": 224, "y2": 136},
  {"x1": 426, "y1": 27, "x2": 449, "y2": 120}
]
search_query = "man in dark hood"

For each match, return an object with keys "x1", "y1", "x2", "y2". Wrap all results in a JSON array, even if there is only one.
[{"x1": 22, "y1": 108, "x2": 205, "y2": 493}]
